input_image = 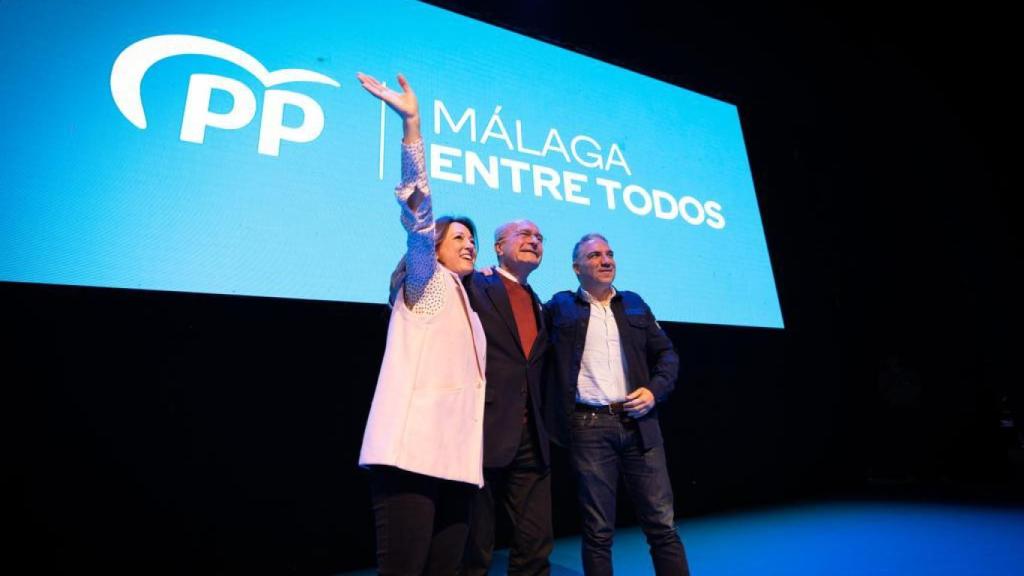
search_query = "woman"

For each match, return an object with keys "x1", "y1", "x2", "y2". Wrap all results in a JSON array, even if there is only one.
[{"x1": 357, "y1": 72, "x2": 487, "y2": 575}]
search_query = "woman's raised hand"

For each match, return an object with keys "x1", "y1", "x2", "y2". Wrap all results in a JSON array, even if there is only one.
[{"x1": 357, "y1": 72, "x2": 420, "y2": 143}]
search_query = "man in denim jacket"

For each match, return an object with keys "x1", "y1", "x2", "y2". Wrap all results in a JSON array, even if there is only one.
[{"x1": 544, "y1": 233, "x2": 689, "y2": 576}]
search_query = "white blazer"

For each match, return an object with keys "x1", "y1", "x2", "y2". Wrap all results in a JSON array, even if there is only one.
[{"x1": 359, "y1": 268, "x2": 487, "y2": 486}]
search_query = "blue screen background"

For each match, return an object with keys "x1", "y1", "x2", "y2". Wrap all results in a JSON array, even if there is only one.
[{"x1": 0, "y1": 0, "x2": 782, "y2": 327}]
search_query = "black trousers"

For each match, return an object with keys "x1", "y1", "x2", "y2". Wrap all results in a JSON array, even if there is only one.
[
  {"x1": 370, "y1": 466, "x2": 475, "y2": 576},
  {"x1": 462, "y1": 421, "x2": 553, "y2": 576}
]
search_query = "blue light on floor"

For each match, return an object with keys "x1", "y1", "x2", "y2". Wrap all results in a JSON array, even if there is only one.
[{"x1": 343, "y1": 501, "x2": 1024, "y2": 575}]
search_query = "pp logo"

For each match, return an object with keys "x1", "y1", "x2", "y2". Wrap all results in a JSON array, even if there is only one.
[{"x1": 110, "y1": 34, "x2": 340, "y2": 156}]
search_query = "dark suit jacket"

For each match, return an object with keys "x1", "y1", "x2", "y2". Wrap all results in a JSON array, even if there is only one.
[
  {"x1": 543, "y1": 289, "x2": 679, "y2": 450},
  {"x1": 464, "y1": 270, "x2": 551, "y2": 468}
]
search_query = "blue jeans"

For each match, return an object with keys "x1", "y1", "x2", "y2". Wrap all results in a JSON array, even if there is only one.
[{"x1": 570, "y1": 411, "x2": 689, "y2": 576}]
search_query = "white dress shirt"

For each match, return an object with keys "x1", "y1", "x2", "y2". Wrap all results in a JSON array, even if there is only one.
[{"x1": 576, "y1": 287, "x2": 629, "y2": 405}]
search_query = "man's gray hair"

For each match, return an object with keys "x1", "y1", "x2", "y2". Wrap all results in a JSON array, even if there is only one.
[
  {"x1": 493, "y1": 219, "x2": 537, "y2": 254},
  {"x1": 571, "y1": 233, "x2": 610, "y2": 262}
]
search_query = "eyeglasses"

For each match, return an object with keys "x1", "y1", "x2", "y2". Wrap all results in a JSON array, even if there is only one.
[{"x1": 510, "y1": 230, "x2": 544, "y2": 243}]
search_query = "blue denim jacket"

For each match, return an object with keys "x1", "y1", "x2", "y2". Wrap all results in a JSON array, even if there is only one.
[{"x1": 543, "y1": 289, "x2": 679, "y2": 449}]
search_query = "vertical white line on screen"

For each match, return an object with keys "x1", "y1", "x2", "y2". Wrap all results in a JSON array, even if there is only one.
[{"x1": 378, "y1": 81, "x2": 386, "y2": 180}]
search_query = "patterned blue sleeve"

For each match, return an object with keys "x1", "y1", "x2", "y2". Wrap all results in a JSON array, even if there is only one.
[{"x1": 395, "y1": 139, "x2": 446, "y2": 314}]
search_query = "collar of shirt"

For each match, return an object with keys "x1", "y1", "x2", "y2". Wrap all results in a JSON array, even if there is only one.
[
  {"x1": 578, "y1": 286, "x2": 617, "y2": 306},
  {"x1": 495, "y1": 265, "x2": 523, "y2": 285}
]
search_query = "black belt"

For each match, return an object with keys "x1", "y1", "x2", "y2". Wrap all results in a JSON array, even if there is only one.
[{"x1": 575, "y1": 402, "x2": 626, "y2": 415}]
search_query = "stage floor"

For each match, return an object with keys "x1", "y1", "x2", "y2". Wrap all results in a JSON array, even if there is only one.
[{"x1": 341, "y1": 500, "x2": 1024, "y2": 575}]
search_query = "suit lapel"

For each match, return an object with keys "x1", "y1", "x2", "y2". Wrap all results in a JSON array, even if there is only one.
[
  {"x1": 525, "y1": 285, "x2": 547, "y2": 363},
  {"x1": 482, "y1": 273, "x2": 522, "y2": 349}
]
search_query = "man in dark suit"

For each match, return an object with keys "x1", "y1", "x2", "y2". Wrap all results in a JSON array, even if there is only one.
[
  {"x1": 544, "y1": 233, "x2": 689, "y2": 576},
  {"x1": 462, "y1": 219, "x2": 552, "y2": 576}
]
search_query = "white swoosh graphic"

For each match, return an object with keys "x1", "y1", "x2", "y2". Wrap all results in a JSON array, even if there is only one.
[{"x1": 111, "y1": 34, "x2": 340, "y2": 129}]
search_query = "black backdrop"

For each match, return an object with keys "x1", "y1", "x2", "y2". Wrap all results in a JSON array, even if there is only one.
[{"x1": 8, "y1": 1, "x2": 1019, "y2": 573}]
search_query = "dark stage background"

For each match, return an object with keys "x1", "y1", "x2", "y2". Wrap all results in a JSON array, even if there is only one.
[{"x1": 8, "y1": 1, "x2": 1019, "y2": 573}]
